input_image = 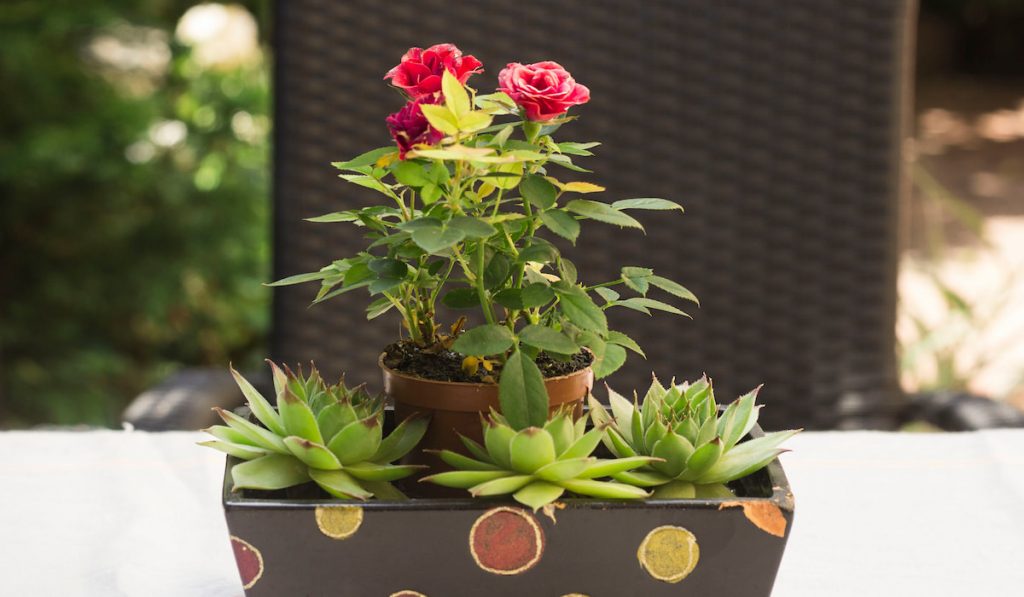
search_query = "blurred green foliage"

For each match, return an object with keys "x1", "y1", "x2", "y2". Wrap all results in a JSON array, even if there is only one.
[{"x1": 0, "y1": 1, "x2": 271, "y2": 427}]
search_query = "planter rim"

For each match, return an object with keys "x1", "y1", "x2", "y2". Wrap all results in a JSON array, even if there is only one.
[{"x1": 377, "y1": 351, "x2": 593, "y2": 389}]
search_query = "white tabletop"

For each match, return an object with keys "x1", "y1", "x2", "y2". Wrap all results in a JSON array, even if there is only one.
[{"x1": 1, "y1": 429, "x2": 1022, "y2": 596}]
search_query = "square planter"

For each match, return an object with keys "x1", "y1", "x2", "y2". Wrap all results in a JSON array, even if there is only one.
[{"x1": 221, "y1": 418, "x2": 794, "y2": 597}]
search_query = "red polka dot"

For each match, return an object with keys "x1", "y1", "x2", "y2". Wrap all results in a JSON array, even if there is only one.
[
  {"x1": 469, "y1": 507, "x2": 544, "y2": 575},
  {"x1": 230, "y1": 535, "x2": 264, "y2": 589}
]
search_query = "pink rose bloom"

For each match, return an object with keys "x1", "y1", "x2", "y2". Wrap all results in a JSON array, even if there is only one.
[
  {"x1": 384, "y1": 43, "x2": 483, "y2": 99},
  {"x1": 386, "y1": 96, "x2": 444, "y2": 159},
  {"x1": 498, "y1": 61, "x2": 590, "y2": 122}
]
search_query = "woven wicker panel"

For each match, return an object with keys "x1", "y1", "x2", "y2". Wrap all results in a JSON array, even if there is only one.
[{"x1": 272, "y1": 0, "x2": 913, "y2": 430}]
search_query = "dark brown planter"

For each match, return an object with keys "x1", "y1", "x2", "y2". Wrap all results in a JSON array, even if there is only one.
[
  {"x1": 381, "y1": 353, "x2": 593, "y2": 469},
  {"x1": 221, "y1": 417, "x2": 794, "y2": 597}
]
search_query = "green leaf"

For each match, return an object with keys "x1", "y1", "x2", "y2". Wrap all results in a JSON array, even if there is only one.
[
  {"x1": 621, "y1": 266, "x2": 653, "y2": 294},
  {"x1": 616, "y1": 297, "x2": 690, "y2": 317},
  {"x1": 611, "y1": 198, "x2": 684, "y2": 212},
  {"x1": 558, "y1": 479, "x2": 649, "y2": 499},
  {"x1": 517, "y1": 240, "x2": 559, "y2": 264},
  {"x1": 458, "y1": 111, "x2": 493, "y2": 133},
  {"x1": 283, "y1": 436, "x2": 341, "y2": 470},
  {"x1": 611, "y1": 470, "x2": 674, "y2": 488},
  {"x1": 557, "y1": 141, "x2": 600, "y2": 155},
  {"x1": 316, "y1": 402, "x2": 357, "y2": 441},
  {"x1": 391, "y1": 160, "x2": 430, "y2": 187},
  {"x1": 510, "y1": 427, "x2": 557, "y2": 473},
  {"x1": 421, "y1": 183, "x2": 442, "y2": 204},
  {"x1": 230, "y1": 366, "x2": 286, "y2": 436},
  {"x1": 338, "y1": 174, "x2": 397, "y2": 198},
  {"x1": 372, "y1": 414, "x2": 430, "y2": 463},
  {"x1": 412, "y1": 145, "x2": 503, "y2": 162},
  {"x1": 422, "y1": 470, "x2": 511, "y2": 489},
  {"x1": 652, "y1": 433, "x2": 695, "y2": 478},
  {"x1": 484, "y1": 253, "x2": 511, "y2": 289},
  {"x1": 554, "y1": 284, "x2": 608, "y2": 334},
  {"x1": 411, "y1": 224, "x2": 465, "y2": 253},
  {"x1": 418, "y1": 104, "x2": 460, "y2": 136},
  {"x1": 607, "y1": 330, "x2": 645, "y2": 358},
  {"x1": 368, "y1": 258, "x2": 407, "y2": 279},
  {"x1": 698, "y1": 430, "x2": 798, "y2": 484},
  {"x1": 331, "y1": 147, "x2": 396, "y2": 170},
  {"x1": 449, "y1": 216, "x2": 496, "y2": 239},
  {"x1": 534, "y1": 458, "x2": 591, "y2": 482},
  {"x1": 214, "y1": 408, "x2": 288, "y2": 454},
  {"x1": 443, "y1": 288, "x2": 482, "y2": 309},
  {"x1": 519, "y1": 325, "x2": 578, "y2": 354},
  {"x1": 592, "y1": 343, "x2": 626, "y2": 378},
  {"x1": 520, "y1": 174, "x2": 558, "y2": 209},
  {"x1": 547, "y1": 153, "x2": 591, "y2": 172},
  {"x1": 578, "y1": 456, "x2": 659, "y2": 479},
  {"x1": 540, "y1": 209, "x2": 580, "y2": 243},
  {"x1": 649, "y1": 275, "x2": 699, "y2": 305},
  {"x1": 344, "y1": 463, "x2": 423, "y2": 482},
  {"x1": 442, "y1": 69, "x2": 471, "y2": 117},
  {"x1": 514, "y1": 481, "x2": 566, "y2": 511},
  {"x1": 198, "y1": 440, "x2": 268, "y2": 460},
  {"x1": 594, "y1": 287, "x2": 620, "y2": 304},
  {"x1": 436, "y1": 449, "x2": 502, "y2": 471},
  {"x1": 203, "y1": 424, "x2": 256, "y2": 446},
  {"x1": 266, "y1": 271, "x2": 326, "y2": 287},
  {"x1": 493, "y1": 288, "x2": 525, "y2": 310},
  {"x1": 566, "y1": 200, "x2": 644, "y2": 230},
  {"x1": 470, "y1": 474, "x2": 534, "y2": 496},
  {"x1": 327, "y1": 418, "x2": 383, "y2": 465},
  {"x1": 231, "y1": 454, "x2": 310, "y2": 491},
  {"x1": 451, "y1": 324, "x2": 515, "y2": 356},
  {"x1": 488, "y1": 161, "x2": 523, "y2": 189},
  {"x1": 521, "y1": 283, "x2": 555, "y2": 308},
  {"x1": 308, "y1": 468, "x2": 372, "y2": 500},
  {"x1": 684, "y1": 439, "x2": 723, "y2": 479},
  {"x1": 483, "y1": 421, "x2": 516, "y2": 469},
  {"x1": 499, "y1": 348, "x2": 550, "y2": 430},
  {"x1": 651, "y1": 481, "x2": 698, "y2": 499}
]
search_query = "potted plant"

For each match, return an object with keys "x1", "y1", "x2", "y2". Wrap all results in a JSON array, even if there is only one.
[
  {"x1": 271, "y1": 43, "x2": 695, "y2": 460},
  {"x1": 204, "y1": 44, "x2": 800, "y2": 597}
]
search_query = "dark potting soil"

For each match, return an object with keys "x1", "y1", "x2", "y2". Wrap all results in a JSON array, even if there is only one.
[{"x1": 382, "y1": 340, "x2": 593, "y2": 383}]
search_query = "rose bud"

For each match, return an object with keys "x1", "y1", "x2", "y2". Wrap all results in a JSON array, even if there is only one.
[
  {"x1": 498, "y1": 61, "x2": 590, "y2": 122},
  {"x1": 385, "y1": 43, "x2": 483, "y2": 99},
  {"x1": 386, "y1": 96, "x2": 445, "y2": 158}
]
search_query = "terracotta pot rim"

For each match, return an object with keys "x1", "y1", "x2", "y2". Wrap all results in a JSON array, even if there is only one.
[{"x1": 377, "y1": 351, "x2": 593, "y2": 388}]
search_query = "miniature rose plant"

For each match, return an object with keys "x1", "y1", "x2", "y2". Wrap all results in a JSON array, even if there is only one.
[{"x1": 271, "y1": 44, "x2": 697, "y2": 431}]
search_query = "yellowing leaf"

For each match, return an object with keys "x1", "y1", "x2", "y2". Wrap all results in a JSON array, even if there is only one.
[
  {"x1": 418, "y1": 104, "x2": 459, "y2": 136},
  {"x1": 561, "y1": 181, "x2": 606, "y2": 194}
]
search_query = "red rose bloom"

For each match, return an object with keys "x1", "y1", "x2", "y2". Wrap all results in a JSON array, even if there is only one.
[
  {"x1": 386, "y1": 96, "x2": 444, "y2": 158},
  {"x1": 498, "y1": 61, "x2": 590, "y2": 122},
  {"x1": 385, "y1": 43, "x2": 483, "y2": 99}
]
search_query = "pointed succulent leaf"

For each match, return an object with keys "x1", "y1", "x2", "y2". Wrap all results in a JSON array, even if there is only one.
[
  {"x1": 459, "y1": 435, "x2": 494, "y2": 464},
  {"x1": 607, "y1": 388, "x2": 636, "y2": 438},
  {"x1": 544, "y1": 412, "x2": 575, "y2": 456},
  {"x1": 436, "y1": 450, "x2": 502, "y2": 471},
  {"x1": 674, "y1": 417, "x2": 700, "y2": 445},
  {"x1": 308, "y1": 468, "x2": 372, "y2": 500},
  {"x1": 343, "y1": 463, "x2": 424, "y2": 482},
  {"x1": 641, "y1": 385, "x2": 660, "y2": 428},
  {"x1": 534, "y1": 457, "x2": 593, "y2": 482},
  {"x1": 284, "y1": 436, "x2": 342, "y2": 470},
  {"x1": 559, "y1": 479, "x2": 649, "y2": 500},
  {"x1": 587, "y1": 395, "x2": 613, "y2": 429},
  {"x1": 605, "y1": 427, "x2": 638, "y2": 458},
  {"x1": 316, "y1": 402, "x2": 355, "y2": 443},
  {"x1": 230, "y1": 454, "x2": 309, "y2": 491},
  {"x1": 483, "y1": 419, "x2": 516, "y2": 469},
  {"x1": 510, "y1": 428, "x2": 557, "y2": 473},
  {"x1": 360, "y1": 480, "x2": 408, "y2": 500},
  {"x1": 630, "y1": 409, "x2": 644, "y2": 453},
  {"x1": 203, "y1": 425, "x2": 256, "y2": 446},
  {"x1": 681, "y1": 438, "x2": 723, "y2": 480},
  {"x1": 578, "y1": 456, "x2": 660, "y2": 479},
  {"x1": 214, "y1": 407, "x2": 288, "y2": 454},
  {"x1": 470, "y1": 474, "x2": 534, "y2": 496},
  {"x1": 560, "y1": 426, "x2": 605, "y2": 460},
  {"x1": 230, "y1": 366, "x2": 286, "y2": 436},
  {"x1": 328, "y1": 417, "x2": 383, "y2": 465},
  {"x1": 696, "y1": 415, "x2": 719, "y2": 447},
  {"x1": 651, "y1": 432, "x2": 695, "y2": 478},
  {"x1": 643, "y1": 417, "x2": 668, "y2": 453},
  {"x1": 694, "y1": 483, "x2": 736, "y2": 499},
  {"x1": 268, "y1": 360, "x2": 288, "y2": 401},
  {"x1": 198, "y1": 440, "x2": 268, "y2": 460},
  {"x1": 610, "y1": 469, "x2": 674, "y2": 488},
  {"x1": 514, "y1": 481, "x2": 566, "y2": 511},
  {"x1": 372, "y1": 414, "x2": 429, "y2": 463},
  {"x1": 422, "y1": 470, "x2": 511, "y2": 489},
  {"x1": 697, "y1": 430, "x2": 798, "y2": 484},
  {"x1": 278, "y1": 387, "x2": 323, "y2": 443},
  {"x1": 720, "y1": 388, "x2": 759, "y2": 450}
]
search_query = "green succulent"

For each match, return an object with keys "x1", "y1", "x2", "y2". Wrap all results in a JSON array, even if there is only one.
[
  {"x1": 589, "y1": 377, "x2": 799, "y2": 498},
  {"x1": 422, "y1": 409, "x2": 655, "y2": 510},
  {"x1": 200, "y1": 361, "x2": 429, "y2": 500}
]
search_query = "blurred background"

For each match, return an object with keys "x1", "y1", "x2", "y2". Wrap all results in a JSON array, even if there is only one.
[{"x1": 0, "y1": 0, "x2": 1021, "y2": 429}]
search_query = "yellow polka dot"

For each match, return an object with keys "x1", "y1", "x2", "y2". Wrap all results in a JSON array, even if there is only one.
[
  {"x1": 314, "y1": 505, "x2": 364, "y2": 539},
  {"x1": 637, "y1": 525, "x2": 700, "y2": 583},
  {"x1": 388, "y1": 591, "x2": 427, "y2": 597}
]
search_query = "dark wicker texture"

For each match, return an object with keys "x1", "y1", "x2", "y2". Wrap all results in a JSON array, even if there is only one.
[{"x1": 271, "y1": 0, "x2": 915, "y2": 430}]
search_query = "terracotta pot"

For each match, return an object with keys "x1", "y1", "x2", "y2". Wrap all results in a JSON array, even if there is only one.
[{"x1": 381, "y1": 353, "x2": 593, "y2": 471}]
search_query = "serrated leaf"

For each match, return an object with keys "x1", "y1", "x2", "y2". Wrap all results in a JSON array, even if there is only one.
[
  {"x1": 616, "y1": 297, "x2": 690, "y2": 317},
  {"x1": 560, "y1": 181, "x2": 605, "y2": 194},
  {"x1": 594, "y1": 287, "x2": 620, "y2": 304},
  {"x1": 521, "y1": 283, "x2": 555, "y2": 308},
  {"x1": 449, "y1": 216, "x2": 496, "y2": 239},
  {"x1": 452, "y1": 324, "x2": 515, "y2": 356},
  {"x1": 520, "y1": 174, "x2": 557, "y2": 209},
  {"x1": 458, "y1": 111, "x2": 493, "y2": 133},
  {"x1": 441, "y1": 70, "x2": 470, "y2": 116},
  {"x1": 266, "y1": 271, "x2": 327, "y2": 287},
  {"x1": 442, "y1": 288, "x2": 479, "y2": 309},
  {"x1": 499, "y1": 349, "x2": 550, "y2": 430},
  {"x1": 231, "y1": 454, "x2": 309, "y2": 491},
  {"x1": 649, "y1": 275, "x2": 699, "y2": 305},
  {"x1": 554, "y1": 284, "x2": 608, "y2": 334},
  {"x1": 331, "y1": 147, "x2": 396, "y2": 170},
  {"x1": 418, "y1": 103, "x2": 460, "y2": 136},
  {"x1": 391, "y1": 160, "x2": 430, "y2": 186},
  {"x1": 621, "y1": 266, "x2": 653, "y2": 294},
  {"x1": 611, "y1": 198, "x2": 684, "y2": 212},
  {"x1": 540, "y1": 209, "x2": 580, "y2": 243},
  {"x1": 338, "y1": 174, "x2": 397, "y2": 198},
  {"x1": 411, "y1": 224, "x2": 465, "y2": 253},
  {"x1": 592, "y1": 343, "x2": 626, "y2": 378},
  {"x1": 607, "y1": 330, "x2": 645, "y2": 357},
  {"x1": 519, "y1": 325, "x2": 578, "y2": 354},
  {"x1": 566, "y1": 200, "x2": 643, "y2": 230}
]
